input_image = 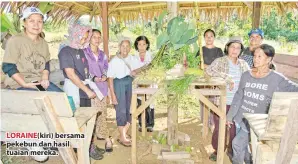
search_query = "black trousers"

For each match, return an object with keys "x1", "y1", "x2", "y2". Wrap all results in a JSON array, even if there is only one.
[
  {"x1": 80, "y1": 98, "x2": 91, "y2": 107},
  {"x1": 137, "y1": 98, "x2": 155, "y2": 128}
]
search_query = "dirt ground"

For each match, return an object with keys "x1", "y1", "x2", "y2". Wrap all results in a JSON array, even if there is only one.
[{"x1": 1, "y1": 105, "x2": 232, "y2": 164}]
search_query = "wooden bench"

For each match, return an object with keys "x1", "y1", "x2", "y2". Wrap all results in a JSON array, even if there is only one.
[
  {"x1": 243, "y1": 92, "x2": 298, "y2": 164},
  {"x1": 1, "y1": 89, "x2": 100, "y2": 164}
]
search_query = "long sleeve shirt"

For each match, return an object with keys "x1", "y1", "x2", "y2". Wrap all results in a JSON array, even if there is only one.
[{"x1": 227, "y1": 70, "x2": 298, "y2": 131}]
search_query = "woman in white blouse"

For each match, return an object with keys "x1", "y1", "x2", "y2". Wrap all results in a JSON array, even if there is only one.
[{"x1": 133, "y1": 36, "x2": 155, "y2": 132}]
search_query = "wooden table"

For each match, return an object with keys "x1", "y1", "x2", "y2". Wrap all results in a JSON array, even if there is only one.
[
  {"x1": 189, "y1": 77, "x2": 227, "y2": 164},
  {"x1": 130, "y1": 81, "x2": 163, "y2": 164},
  {"x1": 131, "y1": 77, "x2": 227, "y2": 164}
]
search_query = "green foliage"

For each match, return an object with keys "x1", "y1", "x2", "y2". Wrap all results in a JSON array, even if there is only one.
[
  {"x1": 1, "y1": 13, "x2": 17, "y2": 34},
  {"x1": 262, "y1": 10, "x2": 298, "y2": 42},
  {"x1": 110, "y1": 22, "x2": 126, "y2": 36},
  {"x1": 38, "y1": 2, "x2": 54, "y2": 14}
]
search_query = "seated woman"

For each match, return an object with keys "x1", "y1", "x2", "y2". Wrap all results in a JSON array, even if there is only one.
[
  {"x1": 83, "y1": 29, "x2": 113, "y2": 152},
  {"x1": 227, "y1": 44, "x2": 298, "y2": 164},
  {"x1": 107, "y1": 37, "x2": 139, "y2": 147},
  {"x1": 206, "y1": 36, "x2": 250, "y2": 161},
  {"x1": 133, "y1": 35, "x2": 155, "y2": 132}
]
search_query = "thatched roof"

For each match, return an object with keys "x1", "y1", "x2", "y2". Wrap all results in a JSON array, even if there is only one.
[{"x1": 1, "y1": 2, "x2": 298, "y2": 25}]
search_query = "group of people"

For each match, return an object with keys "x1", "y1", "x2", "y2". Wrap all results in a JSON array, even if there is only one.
[
  {"x1": 1, "y1": 6, "x2": 298, "y2": 164},
  {"x1": 198, "y1": 28, "x2": 298, "y2": 164},
  {"x1": 1, "y1": 7, "x2": 155, "y2": 161}
]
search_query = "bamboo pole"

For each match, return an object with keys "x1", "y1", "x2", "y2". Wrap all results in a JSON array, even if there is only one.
[{"x1": 194, "y1": 2, "x2": 204, "y2": 70}]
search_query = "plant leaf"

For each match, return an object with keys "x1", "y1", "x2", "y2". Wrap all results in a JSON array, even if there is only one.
[
  {"x1": 186, "y1": 36, "x2": 198, "y2": 45},
  {"x1": 169, "y1": 21, "x2": 188, "y2": 44},
  {"x1": 156, "y1": 31, "x2": 169, "y2": 49},
  {"x1": 38, "y1": 2, "x2": 54, "y2": 14},
  {"x1": 178, "y1": 29, "x2": 195, "y2": 44},
  {"x1": 158, "y1": 10, "x2": 168, "y2": 27},
  {"x1": 173, "y1": 44, "x2": 185, "y2": 50}
]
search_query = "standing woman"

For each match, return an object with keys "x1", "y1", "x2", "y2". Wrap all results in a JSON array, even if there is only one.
[
  {"x1": 83, "y1": 29, "x2": 113, "y2": 152},
  {"x1": 58, "y1": 23, "x2": 104, "y2": 160},
  {"x1": 196, "y1": 29, "x2": 224, "y2": 69},
  {"x1": 196, "y1": 29, "x2": 224, "y2": 131},
  {"x1": 227, "y1": 44, "x2": 298, "y2": 164},
  {"x1": 107, "y1": 37, "x2": 139, "y2": 147},
  {"x1": 133, "y1": 35, "x2": 155, "y2": 132},
  {"x1": 206, "y1": 36, "x2": 250, "y2": 161}
]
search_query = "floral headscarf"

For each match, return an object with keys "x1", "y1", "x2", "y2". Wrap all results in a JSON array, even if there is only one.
[{"x1": 59, "y1": 21, "x2": 92, "y2": 50}]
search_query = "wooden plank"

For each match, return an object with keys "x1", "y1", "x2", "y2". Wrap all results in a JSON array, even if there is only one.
[
  {"x1": 167, "y1": 94, "x2": 179, "y2": 145},
  {"x1": 133, "y1": 88, "x2": 158, "y2": 95},
  {"x1": 250, "y1": 128, "x2": 258, "y2": 164},
  {"x1": 194, "y1": 91, "x2": 224, "y2": 118},
  {"x1": 216, "y1": 86, "x2": 226, "y2": 164},
  {"x1": 202, "y1": 104, "x2": 209, "y2": 140},
  {"x1": 141, "y1": 95, "x2": 146, "y2": 137},
  {"x1": 190, "y1": 77, "x2": 226, "y2": 86},
  {"x1": 74, "y1": 107, "x2": 100, "y2": 127},
  {"x1": 275, "y1": 99, "x2": 298, "y2": 164},
  {"x1": 1, "y1": 90, "x2": 73, "y2": 117},
  {"x1": 131, "y1": 93, "x2": 137, "y2": 164},
  {"x1": 269, "y1": 92, "x2": 298, "y2": 115},
  {"x1": 190, "y1": 88, "x2": 221, "y2": 96},
  {"x1": 161, "y1": 151, "x2": 191, "y2": 160},
  {"x1": 132, "y1": 88, "x2": 163, "y2": 117},
  {"x1": 34, "y1": 96, "x2": 77, "y2": 164},
  {"x1": 243, "y1": 113, "x2": 268, "y2": 120},
  {"x1": 77, "y1": 125, "x2": 86, "y2": 164},
  {"x1": 77, "y1": 115, "x2": 96, "y2": 164}
]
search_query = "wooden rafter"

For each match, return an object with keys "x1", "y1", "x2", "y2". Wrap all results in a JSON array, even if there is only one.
[
  {"x1": 243, "y1": 2, "x2": 253, "y2": 9},
  {"x1": 108, "y1": 2, "x2": 121, "y2": 15},
  {"x1": 114, "y1": 3, "x2": 167, "y2": 11}
]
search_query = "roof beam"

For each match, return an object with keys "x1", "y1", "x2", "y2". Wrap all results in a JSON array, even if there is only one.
[
  {"x1": 108, "y1": 2, "x2": 121, "y2": 15},
  {"x1": 243, "y1": 2, "x2": 253, "y2": 9},
  {"x1": 71, "y1": 2, "x2": 91, "y2": 11},
  {"x1": 113, "y1": 3, "x2": 167, "y2": 11},
  {"x1": 276, "y1": 2, "x2": 285, "y2": 14}
]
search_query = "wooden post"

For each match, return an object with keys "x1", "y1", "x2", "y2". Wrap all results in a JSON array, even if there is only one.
[
  {"x1": 167, "y1": 1, "x2": 179, "y2": 146},
  {"x1": 252, "y1": 2, "x2": 261, "y2": 29},
  {"x1": 167, "y1": 94, "x2": 179, "y2": 145},
  {"x1": 34, "y1": 97, "x2": 77, "y2": 164},
  {"x1": 202, "y1": 104, "x2": 209, "y2": 140},
  {"x1": 131, "y1": 94, "x2": 138, "y2": 164},
  {"x1": 275, "y1": 99, "x2": 298, "y2": 164},
  {"x1": 141, "y1": 94, "x2": 146, "y2": 136},
  {"x1": 216, "y1": 85, "x2": 226, "y2": 164},
  {"x1": 102, "y1": 2, "x2": 109, "y2": 57}
]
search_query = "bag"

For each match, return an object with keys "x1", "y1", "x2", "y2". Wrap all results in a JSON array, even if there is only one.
[{"x1": 67, "y1": 96, "x2": 76, "y2": 113}]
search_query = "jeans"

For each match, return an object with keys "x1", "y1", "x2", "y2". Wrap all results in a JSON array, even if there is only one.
[{"x1": 17, "y1": 82, "x2": 63, "y2": 92}]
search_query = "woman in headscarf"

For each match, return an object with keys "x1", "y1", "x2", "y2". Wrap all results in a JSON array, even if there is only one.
[{"x1": 58, "y1": 22, "x2": 105, "y2": 160}]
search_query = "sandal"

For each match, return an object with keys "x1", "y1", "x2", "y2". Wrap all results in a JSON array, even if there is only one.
[
  {"x1": 105, "y1": 136, "x2": 113, "y2": 152},
  {"x1": 117, "y1": 139, "x2": 131, "y2": 147},
  {"x1": 209, "y1": 153, "x2": 217, "y2": 161}
]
